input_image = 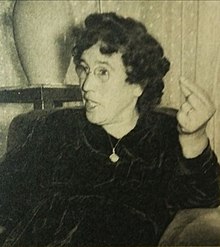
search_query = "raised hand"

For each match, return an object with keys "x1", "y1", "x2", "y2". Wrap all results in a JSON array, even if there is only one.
[
  {"x1": 177, "y1": 77, "x2": 215, "y2": 134},
  {"x1": 177, "y1": 77, "x2": 216, "y2": 158}
]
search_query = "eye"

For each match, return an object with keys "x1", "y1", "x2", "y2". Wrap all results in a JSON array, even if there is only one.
[{"x1": 94, "y1": 67, "x2": 109, "y2": 82}]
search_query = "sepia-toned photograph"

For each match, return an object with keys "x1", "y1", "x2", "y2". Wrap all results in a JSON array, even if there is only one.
[{"x1": 0, "y1": 0, "x2": 220, "y2": 246}]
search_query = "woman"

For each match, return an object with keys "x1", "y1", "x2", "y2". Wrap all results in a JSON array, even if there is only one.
[{"x1": 0, "y1": 12, "x2": 219, "y2": 246}]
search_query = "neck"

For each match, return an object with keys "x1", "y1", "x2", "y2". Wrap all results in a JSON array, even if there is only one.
[{"x1": 102, "y1": 108, "x2": 139, "y2": 139}]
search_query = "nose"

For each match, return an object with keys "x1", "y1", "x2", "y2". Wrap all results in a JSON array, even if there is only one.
[{"x1": 81, "y1": 72, "x2": 96, "y2": 92}]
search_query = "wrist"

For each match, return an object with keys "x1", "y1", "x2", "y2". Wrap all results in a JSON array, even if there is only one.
[{"x1": 179, "y1": 128, "x2": 209, "y2": 158}]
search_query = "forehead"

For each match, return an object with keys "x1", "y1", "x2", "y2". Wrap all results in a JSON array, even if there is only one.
[{"x1": 81, "y1": 43, "x2": 124, "y2": 69}]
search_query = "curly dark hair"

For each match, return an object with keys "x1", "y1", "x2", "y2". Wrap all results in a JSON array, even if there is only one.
[{"x1": 72, "y1": 12, "x2": 170, "y2": 112}]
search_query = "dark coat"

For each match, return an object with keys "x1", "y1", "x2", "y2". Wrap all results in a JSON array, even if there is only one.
[{"x1": 0, "y1": 108, "x2": 219, "y2": 246}]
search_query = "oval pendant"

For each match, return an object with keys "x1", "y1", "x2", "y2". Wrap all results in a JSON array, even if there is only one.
[{"x1": 109, "y1": 153, "x2": 119, "y2": 163}]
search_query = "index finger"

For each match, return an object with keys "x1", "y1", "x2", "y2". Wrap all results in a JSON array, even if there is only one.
[
  {"x1": 180, "y1": 83, "x2": 191, "y2": 98},
  {"x1": 180, "y1": 78, "x2": 210, "y2": 105}
]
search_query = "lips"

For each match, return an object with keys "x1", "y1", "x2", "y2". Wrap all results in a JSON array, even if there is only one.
[
  {"x1": 84, "y1": 98, "x2": 99, "y2": 111},
  {"x1": 86, "y1": 100, "x2": 97, "y2": 108}
]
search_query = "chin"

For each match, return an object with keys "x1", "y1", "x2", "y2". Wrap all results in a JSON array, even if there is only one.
[{"x1": 86, "y1": 111, "x2": 105, "y2": 126}]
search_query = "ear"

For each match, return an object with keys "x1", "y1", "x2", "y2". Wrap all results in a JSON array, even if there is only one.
[{"x1": 133, "y1": 84, "x2": 143, "y2": 97}]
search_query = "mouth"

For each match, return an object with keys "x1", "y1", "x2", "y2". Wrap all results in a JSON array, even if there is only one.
[{"x1": 85, "y1": 99, "x2": 99, "y2": 111}]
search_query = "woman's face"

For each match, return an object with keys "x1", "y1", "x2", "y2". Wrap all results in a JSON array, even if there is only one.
[{"x1": 76, "y1": 43, "x2": 142, "y2": 126}]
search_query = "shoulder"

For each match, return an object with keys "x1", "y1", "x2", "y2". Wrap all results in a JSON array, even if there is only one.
[
  {"x1": 140, "y1": 107, "x2": 179, "y2": 145},
  {"x1": 43, "y1": 107, "x2": 86, "y2": 129},
  {"x1": 6, "y1": 107, "x2": 87, "y2": 155},
  {"x1": 143, "y1": 107, "x2": 178, "y2": 132}
]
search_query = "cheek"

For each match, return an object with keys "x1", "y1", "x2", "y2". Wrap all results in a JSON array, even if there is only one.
[
  {"x1": 99, "y1": 83, "x2": 133, "y2": 107},
  {"x1": 102, "y1": 93, "x2": 121, "y2": 108}
]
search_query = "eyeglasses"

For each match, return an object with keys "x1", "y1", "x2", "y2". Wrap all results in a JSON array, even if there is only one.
[{"x1": 75, "y1": 64, "x2": 110, "y2": 84}]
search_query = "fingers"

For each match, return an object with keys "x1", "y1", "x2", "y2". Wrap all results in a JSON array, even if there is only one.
[
  {"x1": 180, "y1": 101, "x2": 193, "y2": 113},
  {"x1": 178, "y1": 77, "x2": 216, "y2": 134},
  {"x1": 180, "y1": 81, "x2": 191, "y2": 98},
  {"x1": 180, "y1": 77, "x2": 211, "y2": 106},
  {"x1": 187, "y1": 94, "x2": 202, "y2": 110},
  {"x1": 177, "y1": 113, "x2": 189, "y2": 133},
  {"x1": 180, "y1": 77, "x2": 215, "y2": 113}
]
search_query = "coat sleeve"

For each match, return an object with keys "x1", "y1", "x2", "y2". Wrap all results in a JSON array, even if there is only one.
[
  {"x1": 0, "y1": 109, "x2": 83, "y2": 244},
  {"x1": 162, "y1": 114, "x2": 220, "y2": 210},
  {"x1": 0, "y1": 111, "x2": 50, "y2": 244}
]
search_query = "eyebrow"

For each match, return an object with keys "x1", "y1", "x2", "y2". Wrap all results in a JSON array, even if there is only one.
[
  {"x1": 79, "y1": 59, "x2": 114, "y2": 70},
  {"x1": 97, "y1": 61, "x2": 113, "y2": 67}
]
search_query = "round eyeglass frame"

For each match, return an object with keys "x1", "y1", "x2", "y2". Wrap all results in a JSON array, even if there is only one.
[{"x1": 75, "y1": 64, "x2": 110, "y2": 83}]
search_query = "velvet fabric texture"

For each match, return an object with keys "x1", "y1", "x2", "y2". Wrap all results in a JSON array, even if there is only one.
[{"x1": 0, "y1": 108, "x2": 219, "y2": 246}]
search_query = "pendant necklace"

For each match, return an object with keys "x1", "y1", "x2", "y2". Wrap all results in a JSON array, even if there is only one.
[{"x1": 107, "y1": 134, "x2": 122, "y2": 163}]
